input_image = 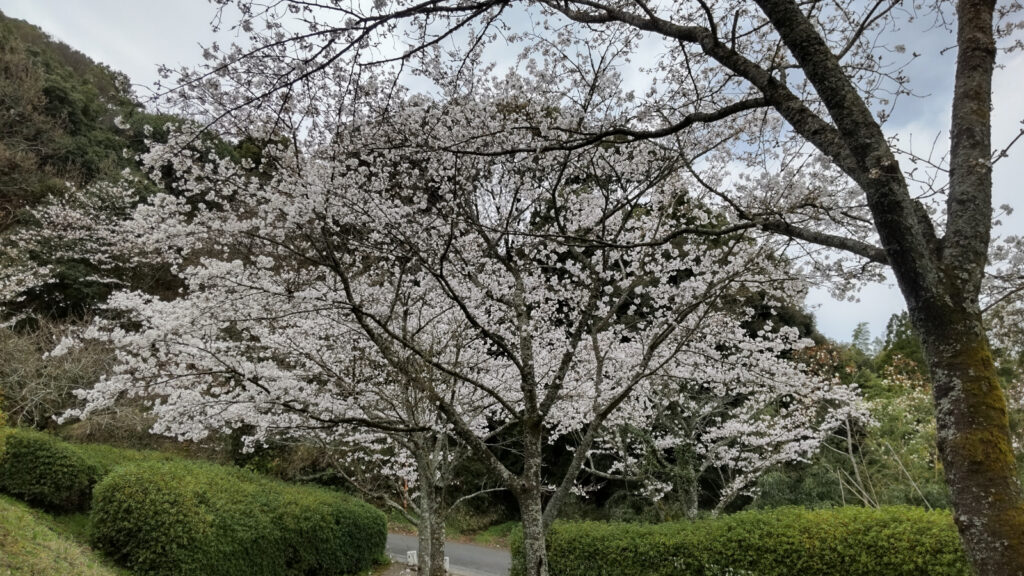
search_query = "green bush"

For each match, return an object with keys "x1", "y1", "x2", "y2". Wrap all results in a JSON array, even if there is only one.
[
  {"x1": 90, "y1": 460, "x2": 386, "y2": 576},
  {"x1": 0, "y1": 428, "x2": 176, "y2": 512},
  {"x1": 0, "y1": 427, "x2": 12, "y2": 454},
  {"x1": 71, "y1": 441, "x2": 178, "y2": 477},
  {"x1": 511, "y1": 507, "x2": 970, "y2": 576},
  {"x1": 0, "y1": 428, "x2": 99, "y2": 511}
]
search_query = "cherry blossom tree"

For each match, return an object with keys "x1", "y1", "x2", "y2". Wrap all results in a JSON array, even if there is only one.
[
  {"x1": 42, "y1": 69, "x2": 863, "y2": 575},
  {"x1": 55, "y1": 235, "x2": 490, "y2": 576},
  {"x1": 582, "y1": 362, "x2": 858, "y2": 517},
  {"x1": 327, "y1": 427, "x2": 505, "y2": 576},
  {"x1": 145, "y1": 0, "x2": 1024, "y2": 572},
  {"x1": 0, "y1": 253, "x2": 47, "y2": 311}
]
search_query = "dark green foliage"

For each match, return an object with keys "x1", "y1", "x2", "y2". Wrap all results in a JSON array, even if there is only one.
[
  {"x1": 0, "y1": 429, "x2": 385, "y2": 574},
  {"x1": 0, "y1": 10, "x2": 140, "y2": 317},
  {"x1": 90, "y1": 460, "x2": 386, "y2": 576},
  {"x1": 0, "y1": 428, "x2": 178, "y2": 512},
  {"x1": 876, "y1": 312, "x2": 926, "y2": 377},
  {"x1": 70, "y1": 440, "x2": 178, "y2": 478},
  {"x1": 0, "y1": 10, "x2": 136, "y2": 210},
  {"x1": 751, "y1": 465, "x2": 846, "y2": 510},
  {"x1": 275, "y1": 488, "x2": 388, "y2": 575},
  {"x1": 510, "y1": 507, "x2": 969, "y2": 576},
  {"x1": 0, "y1": 11, "x2": 260, "y2": 318},
  {"x1": 0, "y1": 428, "x2": 98, "y2": 511}
]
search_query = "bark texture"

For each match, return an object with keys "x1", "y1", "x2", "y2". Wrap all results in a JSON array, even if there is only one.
[
  {"x1": 912, "y1": 3, "x2": 1024, "y2": 573},
  {"x1": 922, "y1": 310, "x2": 1024, "y2": 575},
  {"x1": 415, "y1": 437, "x2": 450, "y2": 576},
  {"x1": 518, "y1": 486, "x2": 549, "y2": 576},
  {"x1": 516, "y1": 419, "x2": 550, "y2": 576}
]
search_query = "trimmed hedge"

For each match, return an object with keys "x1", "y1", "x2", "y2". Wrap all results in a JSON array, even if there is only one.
[
  {"x1": 90, "y1": 460, "x2": 386, "y2": 576},
  {"x1": 511, "y1": 507, "x2": 970, "y2": 576},
  {"x1": 0, "y1": 428, "x2": 99, "y2": 511},
  {"x1": 71, "y1": 441, "x2": 178, "y2": 477},
  {"x1": 0, "y1": 428, "x2": 176, "y2": 512}
]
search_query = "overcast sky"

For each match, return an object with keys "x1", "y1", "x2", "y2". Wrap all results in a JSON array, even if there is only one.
[{"x1": 1, "y1": 0, "x2": 1021, "y2": 343}]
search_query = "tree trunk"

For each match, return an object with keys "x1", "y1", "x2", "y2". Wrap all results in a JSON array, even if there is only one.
[
  {"x1": 427, "y1": 507, "x2": 447, "y2": 576},
  {"x1": 518, "y1": 483, "x2": 549, "y2": 576},
  {"x1": 685, "y1": 483, "x2": 698, "y2": 520},
  {"x1": 415, "y1": 506, "x2": 449, "y2": 575},
  {"x1": 517, "y1": 417, "x2": 550, "y2": 576},
  {"x1": 415, "y1": 443, "x2": 449, "y2": 576},
  {"x1": 917, "y1": 309, "x2": 1024, "y2": 575},
  {"x1": 415, "y1": 510, "x2": 448, "y2": 576},
  {"x1": 900, "y1": 0, "x2": 1024, "y2": 571},
  {"x1": 417, "y1": 515, "x2": 434, "y2": 575}
]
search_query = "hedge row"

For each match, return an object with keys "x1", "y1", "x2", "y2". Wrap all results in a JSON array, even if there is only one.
[
  {"x1": 91, "y1": 459, "x2": 386, "y2": 576},
  {"x1": 0, "y1": 428, "x2": 175, "y2": 512},
  {"x1": 511, "y1": 507, "x2": 970, "y2": 576}
]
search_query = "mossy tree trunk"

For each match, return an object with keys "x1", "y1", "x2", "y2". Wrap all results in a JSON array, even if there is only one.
[
  {"x1": 899, "y1": 1, "x2": 1024, "y2": 571},
  {"x1": 920, "y1": 309, "x2": 1024, "y2": 574}
]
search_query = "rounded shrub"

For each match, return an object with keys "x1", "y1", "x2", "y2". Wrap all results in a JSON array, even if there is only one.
[
  {"x1": 0, "y1": 428, "x2": 99, "y2": 511},
  {"x1": 511, "y1": 506, "x2": 970, "y2": 576},
  {"x1": 91, "y1": 459, "x2": 386, "y2": 576},
  {"x1": 0, "y1": 428, "x2": 178, "y2": 512},
  {"x1": 275, "y1": 487, "x2": 388, "y2": 575}
]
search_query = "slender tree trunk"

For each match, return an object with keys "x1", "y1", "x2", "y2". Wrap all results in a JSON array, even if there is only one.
[
  {"x1": 917, "y1": 308, "x2": 1024, "y2": 575},
  {"x1": 415, "y1": 443, "x2": 449, "y2": 576},
  {"x1": 685, "y1": 484, "x2": 698, "y2": 520},
  {"x1": 417, "y1": 513, "x2": 434, "y2": 575},
  {"x1": 517, "y1": 419, "x2": 550, "y2": 576},
  {"x1": 518, "y1": 483, "x2": 549, "y2": 576},
  {"x1": 428, "y1": 506, "x2": 447, "y2": 576}
]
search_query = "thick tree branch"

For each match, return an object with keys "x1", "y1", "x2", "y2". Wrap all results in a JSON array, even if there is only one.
[
  {"x1": 441, "y1": 97, "x2": 770, "y2": 156},
  {"x1": 752, "y1": 0, "x2": 945, "y2": 310},
  {"x1": 944, "y1": 0, "x2": 997, "y2": 302},
  {"x1": 758, "y1": 218, "x2": 889, "y2": 264}
]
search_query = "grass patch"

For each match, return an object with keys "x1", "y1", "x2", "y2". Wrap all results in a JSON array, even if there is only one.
[
  {"x1": 0, "y1": 495, "x2": 126, "y2": 576},
  {"x1": 385, "y1": 508, "x2": 418, "y2": 535},
  {"x1": 469, "y1": 521, "x2": 519, "y2": 547},
  {"x1": 385, "y1": 506, "x2": 518, "y2": 548},
  {"x1": 44, "y1": 512, "x2": 93, "y2": 543}
]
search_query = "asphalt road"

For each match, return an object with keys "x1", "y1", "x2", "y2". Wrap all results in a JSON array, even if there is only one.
[{"x1": 386, "y1": 533, "x2": 511, "y2": 576}]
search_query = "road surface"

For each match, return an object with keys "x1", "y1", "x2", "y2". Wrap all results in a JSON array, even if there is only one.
[{"x1": 386, "y1": 533, "x2": 511, "y2": 576}]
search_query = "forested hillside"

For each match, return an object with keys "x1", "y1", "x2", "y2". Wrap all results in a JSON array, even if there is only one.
[
  {"x1": 0, "y1": 11, "x2": 249, "y2": 436},
  {"x1": 0, "y1": 10, "x2": 153, "y2": 318},
  {"x1": 0, "y1": 11, "x2": 264, "y2": 319},
  {"x1": 0, "y1": 10, "x2": 136, "y2": 226}
]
